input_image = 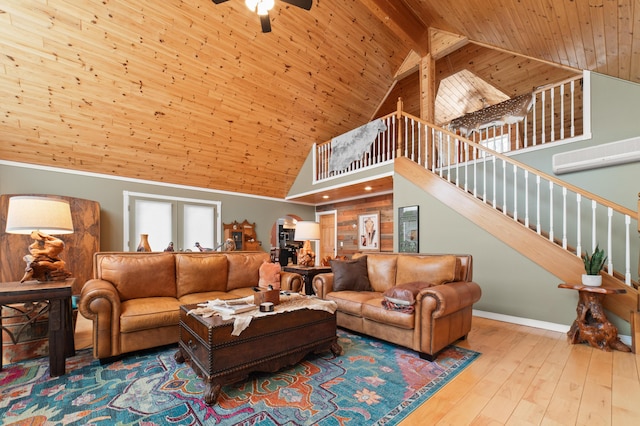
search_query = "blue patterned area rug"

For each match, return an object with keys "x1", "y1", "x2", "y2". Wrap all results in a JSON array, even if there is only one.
[{"x1": 0, "y1": 330, "x2": 479, "y2": 425}]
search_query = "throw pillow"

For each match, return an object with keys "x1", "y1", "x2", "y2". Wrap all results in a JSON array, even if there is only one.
[
  {"x1": 258, "y1": 261, "x2": 281, "y2": 289},
  {"x1": 330, "y1": 256, "x2": 372, "y2": 291},
  {"x1": 382, "y1": 281, "x2": 433, "y2": 306}
]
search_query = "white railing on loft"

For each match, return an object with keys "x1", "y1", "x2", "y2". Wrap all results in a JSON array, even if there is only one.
[
  {"x1": 404, "y1": 112, "x2": 638, "y2": 286},
  {"x1": 452, "y1": 73, "x2": 588, "y2": 152},
  {"x1": 314, "y1": 113, "x2": 398, "y2": 182},
  {"x1": 314, "y1": 74, "x2": 588, "y2": 183}
]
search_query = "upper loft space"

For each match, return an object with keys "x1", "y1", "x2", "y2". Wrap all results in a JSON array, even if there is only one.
[{"x1": 286, "y1": 30, "x2": 586, "y2": 205}]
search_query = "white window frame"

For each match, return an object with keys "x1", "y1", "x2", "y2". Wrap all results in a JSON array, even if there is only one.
[{"x1": 123, "y1": 191, "x2": 222, "y2": 252}]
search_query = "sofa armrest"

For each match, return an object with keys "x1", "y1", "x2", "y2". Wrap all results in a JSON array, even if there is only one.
[
  {"x1": 417, "y1": 281, "x2": 482, "y2": 318},
  {"x1": 280, "y1": 271, "x2": 304, "y2": 293},
  {"x1": 312, "y1": 273, "x2": 334, "y2": 298},
  {"x1": 79, "y1": 279, "x2": 122, "y2": 359}
]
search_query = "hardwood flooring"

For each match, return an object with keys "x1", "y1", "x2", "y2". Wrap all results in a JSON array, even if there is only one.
[{"x1": 74, "y1": 315, "x2": 640, "y2": 425}]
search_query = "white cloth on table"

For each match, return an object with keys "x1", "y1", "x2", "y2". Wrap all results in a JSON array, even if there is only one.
[{"x1": 188, "y1": 293, "x2": 337, "y2": 336}]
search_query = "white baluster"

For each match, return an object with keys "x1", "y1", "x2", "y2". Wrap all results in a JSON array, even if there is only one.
[
  {"x1": 607, "y1": 207, "x2": 613, "y2": 275},
  {"x1": 562, "y1": 187, "x2": 567, "y2": 249},
  {"x1": 560, "y1": 84, "x2": 565, "y2": 140},
  {"x1": 625, "y1": 215, "x2": 631, "y2": 285},
  {"x1": 550, "y1": 87, "x2": 555, "y2": 142},
  {"x1": 513, "y1": 164, "x2": 518, "y2": 221},
  {"x1": 536, "y1": 175, "x2": 541, "y2": 234},
  {"x1": 576, "y1": 194, "x2": 582, "y2": 257},
  {"x1": 548, "y1": 181, "x2": 554, "y2": 241},
  {"x1": 591, "y1": 200, "x2": 597, "y2": 252},
  {"x1": 524, "y1": 170, "x2": 530, "y2": 228}
]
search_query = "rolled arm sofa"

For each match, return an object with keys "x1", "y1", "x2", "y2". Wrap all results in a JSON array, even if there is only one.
[
  {"x1": 312, "y1": 253, "x2": 481, "y2": 361},
  {"x1": 78, "y1": 251, "x2": 303, "y2": 361}
]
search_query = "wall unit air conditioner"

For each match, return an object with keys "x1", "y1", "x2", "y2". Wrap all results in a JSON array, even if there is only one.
[{"x1": 552, "y1": 137, "x2": 640, "y2": 174}]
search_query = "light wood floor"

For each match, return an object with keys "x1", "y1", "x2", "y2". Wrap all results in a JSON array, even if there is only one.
[{"x1": 74, "y1": 315, "x2": 640, "y2": 425}]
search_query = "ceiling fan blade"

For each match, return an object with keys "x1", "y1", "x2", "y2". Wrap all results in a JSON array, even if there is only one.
[
  {"x1": 281, "y1": 0, "x2": 313, "y2": 10},
  {"x1": 260, "y1": 14, "x2": 272, "y2": 33},
  {"x1": 211, "y1": 0, "x2": 229, "y2": 4}
]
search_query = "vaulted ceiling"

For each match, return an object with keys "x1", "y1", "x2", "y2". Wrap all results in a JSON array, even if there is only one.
[{"x1": 1, "y1": 0, "x2": 638, "y2": 201}]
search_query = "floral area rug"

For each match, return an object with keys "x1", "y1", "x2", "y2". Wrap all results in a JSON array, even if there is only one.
[{"x1": 0, "y1": 330, "x2": 479, "y2": 425}]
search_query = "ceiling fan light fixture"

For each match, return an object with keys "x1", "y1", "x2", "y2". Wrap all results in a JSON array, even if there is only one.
[{"x1": 245, "y1": 0, "x2": 274, "y2": 15}]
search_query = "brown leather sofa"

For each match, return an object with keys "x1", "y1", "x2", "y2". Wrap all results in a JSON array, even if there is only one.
[
  {"x1": 78, "y1": 251, "x2": 303, "y2": 361},
  {"x1": 312, "y1": 253, "x2": 481, "y2": 361}
]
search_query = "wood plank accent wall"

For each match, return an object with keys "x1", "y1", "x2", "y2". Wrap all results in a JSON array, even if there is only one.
[{"x1": 316, "y1": 193, "x2": 393, "y2": 258}]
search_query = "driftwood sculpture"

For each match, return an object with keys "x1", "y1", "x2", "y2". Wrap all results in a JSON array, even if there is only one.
[{"x1": 20, "y1": 231, "x2": 72, "y2": 282}]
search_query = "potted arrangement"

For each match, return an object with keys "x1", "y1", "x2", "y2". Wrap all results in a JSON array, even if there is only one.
[{"x1": 582, "y1": 245, "x2": 606, "y2": 286}]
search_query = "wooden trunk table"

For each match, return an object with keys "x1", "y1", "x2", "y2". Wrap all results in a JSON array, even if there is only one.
[
  {"x1": 175, "y1": 301, "x2": 342, "y2": 405},
  {"x1": 558, "y1": 283, "x2": 631, "y2": 352}
]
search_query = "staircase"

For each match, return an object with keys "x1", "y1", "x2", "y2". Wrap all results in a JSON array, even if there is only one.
[{"x1": 396, "y1": 157, "x2": 638, "y2": 330}]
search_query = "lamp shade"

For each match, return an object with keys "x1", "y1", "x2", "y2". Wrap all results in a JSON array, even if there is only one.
[
  {"x1": 5, "y1": 196, "x2": 74, "y2": 235},
  {"x1": 294, "y1": 221, "x2": 320, "y2": 241}
]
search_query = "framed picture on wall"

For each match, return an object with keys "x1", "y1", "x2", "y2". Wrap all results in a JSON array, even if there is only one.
[
  {"x1": 358, "y1": 212, "x2": 380, "y2": 251},
  {"x1": 398, "y1": 206, "x2": 419, "y2": 253}
]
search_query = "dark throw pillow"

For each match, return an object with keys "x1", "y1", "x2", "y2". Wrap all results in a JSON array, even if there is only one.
[{"x1": 330, "y1": 256, "x2": 372, "y2": 292}]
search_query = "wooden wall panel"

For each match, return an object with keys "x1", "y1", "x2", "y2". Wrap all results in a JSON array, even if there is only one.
[{"x1": 316, "y1": 193, "x2": 394, "y2": 258}]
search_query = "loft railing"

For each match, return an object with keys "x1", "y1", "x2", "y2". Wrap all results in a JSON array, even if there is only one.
[
  {"x1": 451, "y1": 74, "x2": 587, "y2": 150},
  {"x1": 404, "y1": 113, "x2": 638, "y2": 287},
  {"x1": 315, "y1": 74, "x2": 587, "y2": 183}
]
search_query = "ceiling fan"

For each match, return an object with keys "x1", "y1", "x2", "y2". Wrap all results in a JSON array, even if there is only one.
[{"x1": 212, "y1": 0, "x2": 313, "y2": 33}]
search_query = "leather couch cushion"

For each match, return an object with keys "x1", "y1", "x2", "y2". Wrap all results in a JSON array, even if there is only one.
[
  {"x1": 99, "y1": 253, "x2": 177, "y2": 301},
  {"x1": 120, "y1": 297, "x2": 182, "y2": 333},
  {"x1": 330, "y1": 256, "x2": 372, "y2": 291},
  {"x1": 326, "y1": 290, "x2": 379, "y2": 316},
  {"x1": 355, "y1": 253, "x2": 398, "y2": 292},
  {"x1": 396, "y1": 255, "x2": 459, "y2": 286},
  {"x1": 175, "y1": 254, "x2": 228, "y2": 298},
  {"x1": 227, "y1": 252, "x2": 270, "y2": 290},
  {"x1": 361, "y1": 297, "x2": 414, "y2": 329}
]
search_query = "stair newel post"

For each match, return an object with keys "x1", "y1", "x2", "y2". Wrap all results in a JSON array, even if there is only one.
[{"x1": 396, "y1": 97, "x2": 404, "y2": 158}]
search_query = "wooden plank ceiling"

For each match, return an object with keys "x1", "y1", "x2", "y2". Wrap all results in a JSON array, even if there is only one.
[{"x1": 0, "y1": 0, "x2": 638, "y2": 202}]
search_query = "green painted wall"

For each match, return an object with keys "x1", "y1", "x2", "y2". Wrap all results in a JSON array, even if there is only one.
[{"x1": 0, "y1": 162, "x2": 315, "y2": 252}]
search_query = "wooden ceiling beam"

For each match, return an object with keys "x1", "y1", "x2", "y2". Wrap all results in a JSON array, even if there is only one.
[{"x1": 358, "y1": 0, "x2": 429, "y2": 54}]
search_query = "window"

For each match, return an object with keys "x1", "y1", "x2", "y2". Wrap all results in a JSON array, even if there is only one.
[{"x1": 124, "y1": 191, "x2": 221, "y2": 252}]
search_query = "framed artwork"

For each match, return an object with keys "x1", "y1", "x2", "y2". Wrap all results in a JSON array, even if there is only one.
[
  {"x1": 398, "y1": 206, "x2": 419, "y2": 253},
  {"x1": 358, "y1": 212, "x2": 380, "y2": 251}
]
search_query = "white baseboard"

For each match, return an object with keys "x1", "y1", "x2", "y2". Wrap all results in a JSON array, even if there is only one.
[{"x1": 472, "y1": 309, "x2": 632, "y2": 346}]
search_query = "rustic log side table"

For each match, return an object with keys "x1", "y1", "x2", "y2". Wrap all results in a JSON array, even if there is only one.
[
  {"x1": 0, "y1": 279, "x2": 76, "y2": 376},
  {"x1": 558, "y1": 283, "x2": 631, "y2": 352}
]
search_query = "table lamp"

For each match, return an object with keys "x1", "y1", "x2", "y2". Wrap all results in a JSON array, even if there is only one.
[
  {"x1": 5, "y1": 196, "x2": 74, "y2": 282},
  {"x1": 294, "y1": 221, "x2": 320, "y2": 267}
]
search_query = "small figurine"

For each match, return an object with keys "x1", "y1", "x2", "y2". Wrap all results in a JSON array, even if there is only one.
[{"x1": 164, "y1": 242, "x2": 174, "y2": 252}]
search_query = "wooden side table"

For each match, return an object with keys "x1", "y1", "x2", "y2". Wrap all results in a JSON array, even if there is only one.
[
  {"x1": 558, "y1": 283, "x2": 631, "y2": 352},
  {"x1": 283, "y1": 265, "x2": 332, "y2": 295},
  {"x1": 1, "y1": 279, "x2": 76, "y2": 376}
]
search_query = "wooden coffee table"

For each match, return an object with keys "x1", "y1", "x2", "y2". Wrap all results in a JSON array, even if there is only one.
[{"x1": 174, "y1": 301, "x2": 342, "y2": 405}]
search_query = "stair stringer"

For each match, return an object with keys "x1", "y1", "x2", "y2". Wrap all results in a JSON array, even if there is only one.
[{"x1": 395, "y1": 157, "x2": 638, "y2": 324}]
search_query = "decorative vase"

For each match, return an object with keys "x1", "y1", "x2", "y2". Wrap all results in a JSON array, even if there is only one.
[
  {"x1": 137, "y1": 234, "x2": 152, "y2": 252},
  {"x1": 581, "y1": 274, "x2": 602, "y2": 287}
]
